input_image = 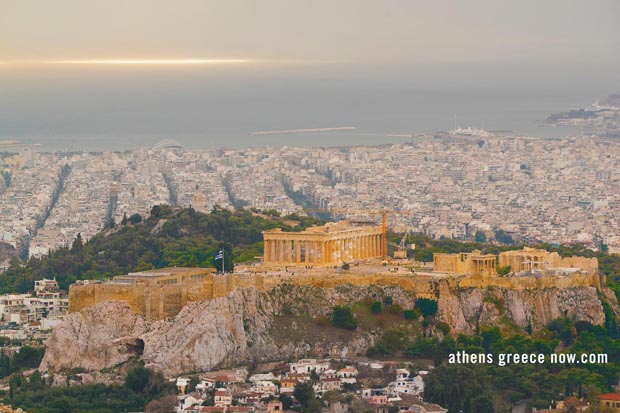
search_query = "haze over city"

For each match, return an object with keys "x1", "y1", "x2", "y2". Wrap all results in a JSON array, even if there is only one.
[{"x1": 1, "y1": 0, "x2": 619, "y2": 150}]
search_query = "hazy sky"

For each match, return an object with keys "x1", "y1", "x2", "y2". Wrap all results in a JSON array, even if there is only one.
[
  {"x1": 2, "y1": 0, "x2": 619, "y2": 68},
  {"x1": 1, "y1": 1, "x2": 619, "y2": 149}
]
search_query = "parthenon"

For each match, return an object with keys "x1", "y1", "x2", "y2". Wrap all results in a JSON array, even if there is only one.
[{"x1": 262, "y1": 221, "x2": 384, "y2": 265}]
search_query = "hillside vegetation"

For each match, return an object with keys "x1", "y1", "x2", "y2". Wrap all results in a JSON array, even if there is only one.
[{"x1": 0, "y1": 205, "x2": 322, "y2": 293}]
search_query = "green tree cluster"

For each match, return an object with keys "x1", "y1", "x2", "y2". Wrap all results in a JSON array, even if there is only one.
[
  {"x1": 415, "y1": 298, "x2": 438, "y2": 318},
  {"x1": 0, "y1": 346, "x2": 45, "y2": 379},
  {"x1": 331, "y1": 306, "x2": 358, "y2": 330},
  {"x1": 417, "y1": 319, "x2": 620, "y2": 411},
  {"x1": 9, "y1": 365, "x2": 175, "y2": 413}
]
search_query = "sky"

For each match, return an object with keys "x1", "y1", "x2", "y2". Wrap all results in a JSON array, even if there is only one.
[
  {"x1": 1, "y1": 1, "x2": 619, "y2": 150},
  {"x1": 1, "y1": 0, "x2": 619, "y2": 68}
]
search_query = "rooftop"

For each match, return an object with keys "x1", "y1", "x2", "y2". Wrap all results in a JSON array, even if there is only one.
[{"x1": 264, "y1": 220, "x2": 381, "y2": 236}]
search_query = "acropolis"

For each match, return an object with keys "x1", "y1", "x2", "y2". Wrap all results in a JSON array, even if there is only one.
[{"x1": 68, "y1": 237, "x2": 604, "y2": 321}]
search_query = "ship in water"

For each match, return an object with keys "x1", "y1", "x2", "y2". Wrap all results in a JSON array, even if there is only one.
[{"x1": 449, "y1": 126, "x2": 492, "y2": 138}]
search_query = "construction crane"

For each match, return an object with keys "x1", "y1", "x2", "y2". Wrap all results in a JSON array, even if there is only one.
[
  {"x1": 305, "y1": 208, "x2": 408, "y2": 259},
  {"x1": 389, "y1": 231, "x2": 410, "y2": 259}
]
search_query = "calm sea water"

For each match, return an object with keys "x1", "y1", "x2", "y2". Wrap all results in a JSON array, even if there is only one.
[{"x1": 0, "y1": 65, "x2": 610, "y2": 152}]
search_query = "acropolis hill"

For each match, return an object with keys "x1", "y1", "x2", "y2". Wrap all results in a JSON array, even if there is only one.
[
  {"x1": 52, "y1": 239, "x2": 610, "y2": 375},
  {"x1": 44, "y1": 219, "x2": 616, "y2": 375},
  {"x1": 68, "y1": 221, "x2": 604, "y2": 322}
]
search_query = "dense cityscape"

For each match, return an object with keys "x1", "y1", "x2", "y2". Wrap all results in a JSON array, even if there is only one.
[{"x1": 3, "y1": 132, "x2": 620, "y2": 266}]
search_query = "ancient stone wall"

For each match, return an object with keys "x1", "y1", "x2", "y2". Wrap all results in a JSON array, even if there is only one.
[
  {"x1": 69, "y1": 268, "x2": 603, "y2": 320},
  {"x1": 498, "y1": 248, "x2": 599, "y2": 274}
]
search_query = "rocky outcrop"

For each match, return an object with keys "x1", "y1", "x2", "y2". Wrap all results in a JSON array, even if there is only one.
[
  {"x1": 40, "y1": 301, "x2": 147, "y2": 372},
  {"x1": 41, "y1": 283, "x2": 615, "y2": 376},
  {"x1": 439, "y1": 286, "x2": 606, "y2": 335}
]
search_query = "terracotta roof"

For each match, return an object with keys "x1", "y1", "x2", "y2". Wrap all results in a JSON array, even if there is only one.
[
  {"x1": 200, "y1": 408, "x2": 225, "y2": 413},
  {"x1": 599, "y1": 393, "x2": 620, "y2": 401}
]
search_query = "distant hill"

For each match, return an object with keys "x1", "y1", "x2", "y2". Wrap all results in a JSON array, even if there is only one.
[{"x1": 602, "y1": 92, "x2": 620, "y2": 108}]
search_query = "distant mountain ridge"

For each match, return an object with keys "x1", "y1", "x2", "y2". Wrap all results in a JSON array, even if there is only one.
[{"x1": 601, "y1": 92, "x2": 620, "y2": 108}]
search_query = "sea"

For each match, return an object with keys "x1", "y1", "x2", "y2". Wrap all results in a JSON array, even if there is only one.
[{"x1": 0, "y1": 63, "x2": 614, "y2": 152}]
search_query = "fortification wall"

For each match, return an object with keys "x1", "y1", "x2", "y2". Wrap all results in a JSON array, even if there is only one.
[
  {"x1": 68, "y1": 269, "x2": 603, "y2": 320},
  {"x1": 458, "y1": 272, "x2": 602, "y2": 290},
  {"x1": 433, "y1": 255, "x2": 458, "y2": 273},
  {"x1": 556, "y1": 256, "x2": 599, "y2": 273}
]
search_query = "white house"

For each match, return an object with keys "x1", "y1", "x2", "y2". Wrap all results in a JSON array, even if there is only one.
[{"x1": 290, "y1": 359, "x2": 330, "y2": 374}]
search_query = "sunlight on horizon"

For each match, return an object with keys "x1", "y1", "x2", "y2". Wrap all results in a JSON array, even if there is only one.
[
  {"x1": 0, "y1": 58, "x2": 258, "y2": 68},
  {"x1": 47, "y1": 58, "x2": 256, "y2": 65}
]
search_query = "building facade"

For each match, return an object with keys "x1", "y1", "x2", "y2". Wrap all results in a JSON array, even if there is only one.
[
  {"x1": 433, "y1": 250, "x2": 497, "y2": 277},
  {"x1": 262, "y1": 221, "x2": 383, "y2": 265},
  {"x1": 498, "y1": 247, "x2": 598, "y2": 274}
]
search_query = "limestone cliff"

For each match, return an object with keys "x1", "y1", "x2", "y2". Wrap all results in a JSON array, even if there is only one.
[
  {"x1": 41, "y1": 301, "x2": 147, "y2": 372},
  {"x1": 41, "y1": 283, "x2": 615, "y2": 376},
  {"x1": 438, "y1": 286, "x2": 606, "y2": 335}
]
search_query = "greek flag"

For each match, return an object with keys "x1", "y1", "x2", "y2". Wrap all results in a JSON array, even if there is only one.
[{"x1": 214, "y1": 250, "x2": 223, "y2": 261}]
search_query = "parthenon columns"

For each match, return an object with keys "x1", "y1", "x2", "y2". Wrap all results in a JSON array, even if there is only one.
[{"x1": 262, "y1": 223, "x2": 383, "y2": 265}]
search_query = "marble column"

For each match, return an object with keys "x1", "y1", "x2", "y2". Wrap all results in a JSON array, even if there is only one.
[{"x1": 295, "y1": 240, "x2": 301, "y2": 263}]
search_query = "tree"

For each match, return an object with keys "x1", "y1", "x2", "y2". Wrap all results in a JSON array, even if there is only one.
[
  {"x1": 9, "y1": 346, "x2": 45, "y2": 373},
  {"x1": 496, "y1": 265, "x2": 511, "y2": 276},
  {"x1": 306, "y1": 398, "x2": 322, "y2": 413},
  {"x1": 475, "y1": 231, "x2": 487, "y2": 243},
  {"x1": 481, "y1": 327, "x2": 502, "y2": 352},
  {"x1": 404, "y1": 309, "x2": 419, "y2": 320},
  {"x1": 293, "y1": 382, "x2": 315, "y2": 407},
  {"x1": 494, "y1": 229, "x2": 514, "y2": 245},
  {"x1": 129, "y1": 213, "x2": 143, "y2": 224},
  {"x1": 71, "y1": 233, "x2": 84, "y2": 253},
  {"x1": 125, "y1": 365, "x2": 151, "y2": 394},
  {"x1": 332, "y1": 306, "x2": 358, "y2": 330},
  {"x1": 189, "y1": 375, "x2": 199, "y2": 392},
  {"x1": 371, "y1": 327, "x2": 409, "y2": 355},
  {"x1": 29, "y1": 369, "x2": 43, "y2": 390},
  {"x1": 279, "y1": 394, "x2": 294, "y2": 410},
  {"x1": 371, "y1": 301, "x2": 382, "y2": 313},
  {"x1": 548, "y1": 318, "x2": 576, "y2": 346},
  {"x1": 424, "y1": 365, "x2": 488, "y2": 413},
  {"x1": 150, "y1": 205, "x2": 172, "y2": 219},
  {"x1": 470, "y1": 395, "x2": 494, "y2": 413},
  {"x1": 415, "y1": 298, "x2": 438, "y2": 317}
]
